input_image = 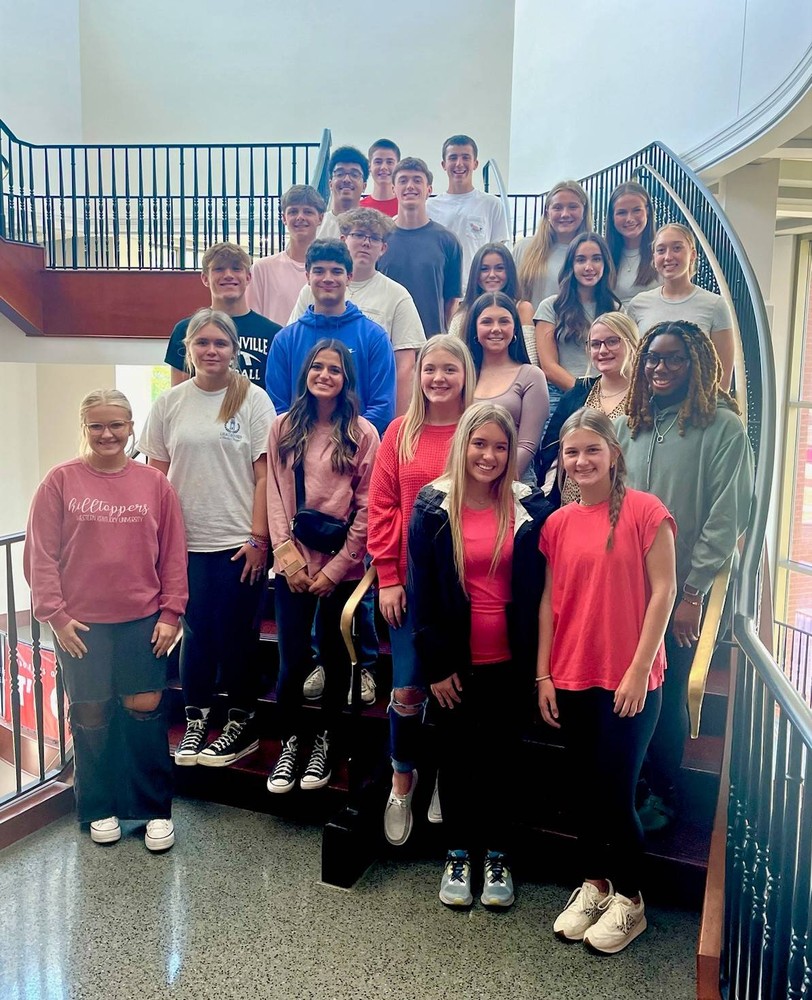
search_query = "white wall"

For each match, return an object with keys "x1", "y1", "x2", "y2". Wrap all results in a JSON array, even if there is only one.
[
  {"x1": 76, "y1": 0, "x2": 515, "y2": 180},
  {"x1": 509, "y1": 0, "x2": 812, "y2": 191},
  {"x1": 0, "y1": 0, "x2": 82, "y2": 141}
]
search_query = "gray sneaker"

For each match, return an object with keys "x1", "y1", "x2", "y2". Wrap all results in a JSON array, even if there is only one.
[
  {"x1": 383, "y1": 770, "x2": 417, "y2": 846},
  {"x1": 481, "y1": 851, "x2": 515, "y2": 909},
  {"x1": 439, "y1": 850, "x2": 473, "y2": 907},
  {"x1": 303, "y1": 665, "x2": 325, "y2": 700},
  {"x1": 347, "y1": 668, "x2": 376, "y2": 706}
]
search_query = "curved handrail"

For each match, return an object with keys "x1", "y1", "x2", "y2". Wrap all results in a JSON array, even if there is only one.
[
  {"x1": 340, "y1": 564, "x2": 377, "y2": 669},
  {"x1": 312, "y1": 127, "x2": 332, "y2": 205},
  {"x1": 688, "y1": 557, "x2": 733, "y2": 739},
  {"x1": 482, "y1": 157, "x2": 513, "y2": 246}
]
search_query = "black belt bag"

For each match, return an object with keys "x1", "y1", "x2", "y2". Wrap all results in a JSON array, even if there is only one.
[{"x1": 290, "y1": 461, "x2": 355, "y2": 556}]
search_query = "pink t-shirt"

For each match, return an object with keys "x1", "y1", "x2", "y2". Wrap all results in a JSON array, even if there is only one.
[
  {"x1": 359, "y1": 194, "x2": 399, "y2": 218},
  {"x1": 540, "y1": 488, "x2": 675, "y2": 691},
  {"x1": 246, "y1": 251, "x2": 307, "y2": 326},
  {"x1": 24, "y1": 458, "x2": 188, "y2": 629},
  {"x1": 462, "y1": 505, "x2": 513, "y2": 665}
]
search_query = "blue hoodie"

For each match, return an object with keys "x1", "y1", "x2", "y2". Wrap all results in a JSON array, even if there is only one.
[{"x1": 265, "y1": 302, "x2": 395, "y2": 436}]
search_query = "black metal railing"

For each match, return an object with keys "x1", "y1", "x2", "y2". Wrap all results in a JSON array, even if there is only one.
[
  {"x1": 775, "y1": 621, "x2": 812, "y2": 707},
  {"x1": 0, "y1": 119, "x2": 331, "y2": 269},
  {"x1": 0, "y1": 532, "x2": 70, "y2": 806}
]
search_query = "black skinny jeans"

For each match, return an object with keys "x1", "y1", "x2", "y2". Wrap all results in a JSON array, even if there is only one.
[
  {"x1": 181, "y1": 549, "x2": 264, "y2": 711},
  {"x1": 644, "y1": 628, "x2": 695, "y2": 797},
  {"x1": 434, "y1": 660, "x2": 528, "y2": 859},
  {"x1": 556, "y1": 685, "x2": 662, "y2": 899}
]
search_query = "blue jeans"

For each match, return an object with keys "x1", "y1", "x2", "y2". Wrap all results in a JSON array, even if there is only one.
[{"x1": 388, "y1": 604, "x2": 428, "y2": 773}]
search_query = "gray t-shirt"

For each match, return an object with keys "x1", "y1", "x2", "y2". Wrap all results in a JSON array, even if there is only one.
[
  {"x1": 138, "y1": 379, "x2": 275, "y2": 552},
  {"x1": 533, "y1": 295, "x2": 596, "y2": 378},
  {"x1": 614, "y1": 249, "x2": 661, "y2": 305},
  {"x1": 513, "y1": 239, "x2": 569, "y2": 308},
  {"x1": 625, "y1": 285, "x2": 733, "y2": 339}
]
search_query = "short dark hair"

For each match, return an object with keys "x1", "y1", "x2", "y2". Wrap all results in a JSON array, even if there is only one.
[
  {"x1": 392, "y1": 157, "x2": 433, "y2": 186},
  {"x1": 368, "y1": 138, "x2": 401, "y2": 161},
  {"x1": 281, "y1": 184, "x2": 326, "y2": 213},
  {"x1": 442, "y1": 134, "x2": 478, "y2": 160},
  {"x1": 328, "y1": 146, "x2": 369, "y2": 182},
  {"x1": 305, "y1": 238, "x2": 353, "y2": 274}
]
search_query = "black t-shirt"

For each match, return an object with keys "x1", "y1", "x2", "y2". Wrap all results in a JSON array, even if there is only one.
[{"x1": 164, "y1": 310, "x2": 282, "y2": 389}]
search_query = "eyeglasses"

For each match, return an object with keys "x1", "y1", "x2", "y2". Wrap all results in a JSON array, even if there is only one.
[
  {"x1": 85, "y1": 421, "x2": 131, "y2": 434},
  {"x1": 589, "y1": 336, "x2": 622, "y2": 351},
  {"x1": 642, "y1": 352, "x2": 690, "y2": 371},
  {"x1": 347, "y1": 231, "x2": 384, "y2": 245},
  {"x1": 332, "y1": 169, "x2": 364, "y2": 181}
]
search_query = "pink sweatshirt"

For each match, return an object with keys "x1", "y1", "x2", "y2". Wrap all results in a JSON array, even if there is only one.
[
  {"x1": 24, "y1": 458, "x2": 188, "y2": 630},
  {"x1": 266, "y1": 416, "x2": 380, "y2": 583}
]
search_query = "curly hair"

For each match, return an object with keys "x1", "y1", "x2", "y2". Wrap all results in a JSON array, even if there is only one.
[{"x1": 624, "y1": 321, "x2": 740, "y2": 439}]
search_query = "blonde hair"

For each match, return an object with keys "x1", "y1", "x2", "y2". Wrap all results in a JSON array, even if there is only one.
[
  {"x1": 443, "y1": 402, "x2": 517, "y2": 592},
  {"x1": 183, "y1": 307, "x2": 250, "y2": 424},
  {"x1": 653, "y1": 222, "x2": 698, "y2": 278},
  {"x1": 397, "y1": 335, "x2": 476, "y2": 464},
  {"x1": 557, "y1": 408, "x2": 626, "y2": 550},
  {"x1": 517, "y1": 180, "x2": 593, "y2": 298},
  {"x1": 78, "y1": 388, "x2": 134, "y2": 462},
  {"x1": 587, "y1": 311, "x2": 640, "y2": 379}
]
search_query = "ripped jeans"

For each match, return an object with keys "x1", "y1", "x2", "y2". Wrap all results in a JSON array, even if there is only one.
[
  {"x1": 388, "y1": 605, "x2": 428, "y2": 774},
  {"x1": 56, "y1": 613, "x2": 173, "y2": 823}
]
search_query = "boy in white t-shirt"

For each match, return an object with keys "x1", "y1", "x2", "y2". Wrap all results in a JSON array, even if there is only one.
[
  {"x1": 426, "y1": 134, "x2": 509, "y2": 291},
  {"x1": 246, "y1": 185, "x2": 326, "y2": 325}
]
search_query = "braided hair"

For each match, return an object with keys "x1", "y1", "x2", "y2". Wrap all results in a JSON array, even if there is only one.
[
  {"x1": 624, "y1": 320, "x2": 740, "y2": 439},
  {"x1": 557, "y1": 408, "x2": 627, "y2": 551}
]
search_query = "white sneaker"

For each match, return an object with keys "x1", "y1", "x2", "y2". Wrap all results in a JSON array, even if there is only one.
[
  {"x1": 145, "y1": 818, "x2": 175, "y2": 852},
  {"x1": 583, "y1": 892, "x2": 647, "y2": 954},
  {"x1": 347, "y1": 668, "x2": 376, "y2": 706},
  {"x1": 427, "y1": 774, "x2": 442, "y2": 824},
  {"x1": 383, "y1": 770, "x2": 417, "y2": 846},
  {"x1": 89, "y1": 816, "x2": 121, "y2": 844},
  {"x1": 303, "y1": 665, "x2": 325, "y2": 700},
  {"x1": 553, "y1": 880, "x2": 613, "y2": 942}
]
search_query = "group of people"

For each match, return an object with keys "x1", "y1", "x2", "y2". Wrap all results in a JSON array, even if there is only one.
[{"x1": 23, "y1": 132, "x2": 754, "y2": 957}]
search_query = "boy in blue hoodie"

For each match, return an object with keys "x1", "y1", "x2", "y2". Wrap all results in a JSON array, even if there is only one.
[{"x1": 266, "y1": 239, "x2": 396, "y2": 436}]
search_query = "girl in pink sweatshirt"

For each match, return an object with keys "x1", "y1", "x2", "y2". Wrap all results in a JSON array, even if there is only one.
[
  {"x1": 24, "y1": 389, "x2": 188, "y2": 852},
  {"x1": 266, "y1": 339, "x2": 379, "y2": 794}
]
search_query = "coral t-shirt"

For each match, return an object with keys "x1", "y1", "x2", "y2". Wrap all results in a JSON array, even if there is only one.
[
  {"x1": 539, "y1": 488, "x2": 675, "y2": 691},
  {"x1": 462, "y1": 505, "x2": 513, "y2": 665}
]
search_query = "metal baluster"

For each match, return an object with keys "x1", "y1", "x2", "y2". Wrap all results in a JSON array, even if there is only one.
[
  {"x1": 179, "y1": 147, "x2": 186, "y2": 269},
  {"x1": 30, "y1": 614, "x2": 45, "y2": 781},
  {"x1": 138, "y1": 148, "x2": 145, "y2": 269},
  {"x1": 6, "y1": 545, "x2": 22, "y2": 795}
]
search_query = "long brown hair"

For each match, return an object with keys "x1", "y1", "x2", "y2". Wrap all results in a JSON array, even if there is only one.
[
  {"x1": 605, "y1": 181, "x2": 657, "y2": 287},
  {"x1": 558, "y1": 408, "x2": 626, "y2": 550}
]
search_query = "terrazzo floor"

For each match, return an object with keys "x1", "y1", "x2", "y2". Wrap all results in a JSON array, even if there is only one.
[{"x1": 1, "y1": 800, "x2": 699, "y2": 1000}]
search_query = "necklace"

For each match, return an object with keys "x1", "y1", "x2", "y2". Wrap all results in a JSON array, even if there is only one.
[
  {"x1": 599, "y1": 385, "x2": 628, "y2": 400},
  {"x1": 653, "y1": 411, "x2": 680, "y2": 444}
]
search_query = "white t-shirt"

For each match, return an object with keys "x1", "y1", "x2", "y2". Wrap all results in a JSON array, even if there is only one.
[
  {"x1": 316, "y1": 213, "x2": 341, "y2": 239},
  {"x1": 625, "y1": 286, "x2": 733, "y2": 339},
  {"x1": 289, "y1": 271, "x2": 426, "y2": 350},
  {"x1": 138, "y1": 380, "x2": 275, "y2": 552},
  {"x1": 534, "y1": 295, "x2": 596, "y2": 378},
  {"x1": 613, "y1": 249, "x2": 661, "y2": 305},
  {"x1": 246, "y1": 251, "x2": 307, "y2": 326},
  {"x1": 427, "y1": 189, "x2": 509, "y2": 291},
  {"x1": 513, "y1": 239, "x2": 569, "y2": 308}
]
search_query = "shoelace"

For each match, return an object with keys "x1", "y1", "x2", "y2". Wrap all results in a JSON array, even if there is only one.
[
  {"x1": 178, "y1": 718, "x2": 206, "y2": 751},
  {"x1": 605, "y1": 896, "x2": 635, "y2": 931},
  {"x1": 485, "y1": 856, "x2": 507, "y2": 884},
  {"x1": 303, "y1": 737, "x2": 328, "y2": 777},
  {"x1": 207, "y1": 719, "x2": 245, "y2": 751},
  {"x1": 446, "y1": 855, "x2": 469, "y2": 883},
  {"x1": 273, "y1": 741, "x2": 298, "y2": 781}
]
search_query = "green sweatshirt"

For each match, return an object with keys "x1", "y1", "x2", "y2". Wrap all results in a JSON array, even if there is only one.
[{"x1": 615, "y1": 401, "x2": 754, "y2": 594}]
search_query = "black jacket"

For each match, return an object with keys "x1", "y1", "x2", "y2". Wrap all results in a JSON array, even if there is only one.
[
  {"x1": 536, "y1": 376, "x2": 598, "y2": 508},
  {"x1": 407, "y1": 479, "x2": 553, "y2": 685}
]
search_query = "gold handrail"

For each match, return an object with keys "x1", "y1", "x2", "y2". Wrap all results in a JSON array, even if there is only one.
[
  {"x1": 340, "y1": 565, "x2": 377, "y2": 665},
  {"x1": 688, "y1": 555, "x2": 734, "y2": 739}
]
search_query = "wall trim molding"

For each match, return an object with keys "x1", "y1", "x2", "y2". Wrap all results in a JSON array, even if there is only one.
[{"x1": 681, "y1": 43, "x2": 812, "y2": 174}]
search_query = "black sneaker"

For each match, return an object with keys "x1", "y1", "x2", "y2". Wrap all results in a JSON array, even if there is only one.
[
  {"x1": 300, "y1": 731, "x2": 331, "y2": 790},
  {"x1": 267, "y1": 736, "x2": 300, "y2": 794},
  {"x1": 198, "y1": 709, "x2": 259, "y2": 767},
  {"x1": 174, "y1": 707, "x2": 209, "y2": 766}
]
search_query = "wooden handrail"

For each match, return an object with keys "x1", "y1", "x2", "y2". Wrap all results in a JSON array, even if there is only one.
[{"x1": 688, "y1": 556, "x2": 734, "y2": 739}]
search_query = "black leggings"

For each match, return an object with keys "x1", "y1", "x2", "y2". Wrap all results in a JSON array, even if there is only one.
[
  {"x1": 556, "y1": 685, "x2": 662, "y2": 898},
  {"x1": 644, "y1": 629, "x2": 694, "y2": 796}
]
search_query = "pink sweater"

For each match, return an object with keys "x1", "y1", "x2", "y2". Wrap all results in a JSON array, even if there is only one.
[
  {"x1": 266, "y1": 416, "x2": 380, "y2": 583},
  {"x1": 24, "y1": 458, "x2": 188, "y2": 629}
]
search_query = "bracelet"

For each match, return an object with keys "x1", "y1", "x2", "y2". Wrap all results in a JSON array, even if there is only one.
[
  {"x1": 246, "y1": 536, "x2": 269, "y2": 551},
  {"x1": 535, "y1": 674, "x2": 552, "y2": 685},
  {"x1": 681, "y1": 595, "x2": 703, "y2": 607}
]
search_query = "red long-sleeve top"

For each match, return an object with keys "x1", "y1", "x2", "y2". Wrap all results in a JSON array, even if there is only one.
[
  {"x1": 24, "y1": 458, "x2": 189, "y2": 630},
  {"x1": 367, "y1": 417, "x2": 458, "y2": 588}
]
